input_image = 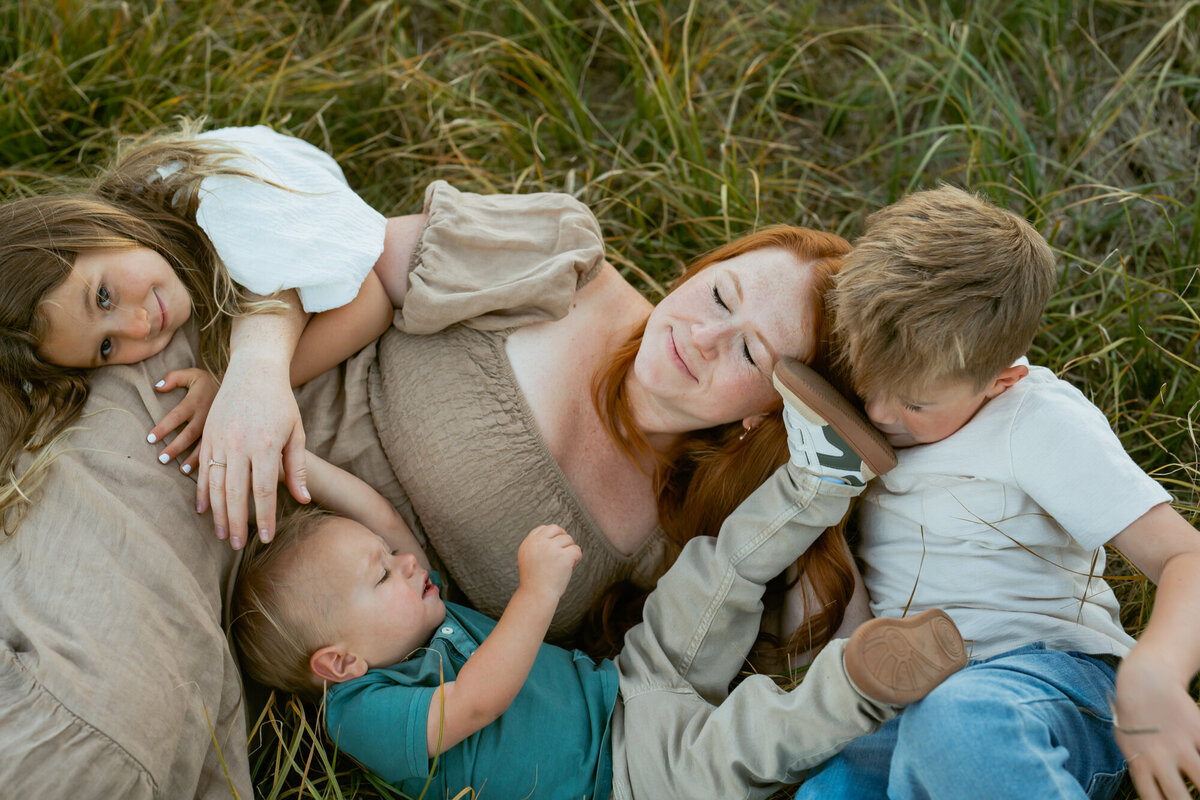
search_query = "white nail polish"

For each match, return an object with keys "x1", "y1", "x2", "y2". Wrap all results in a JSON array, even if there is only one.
[
  {"x1": 158, "y1": 453, "x2": 169, "y2": 464},
  {"x1": 181, "y1": 464, "x2": 192, "y2": 474},
  {"x1": 155, "y1": 380, "x2": 165, "y2": 388},
  {"x1": 147, "y1": 432, "x2": 157, "y2": 444}
]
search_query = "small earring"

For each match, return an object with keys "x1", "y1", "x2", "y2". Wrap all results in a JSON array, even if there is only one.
[{"x1": 738, "y1": 428, "x2": 749, "y2": 441}]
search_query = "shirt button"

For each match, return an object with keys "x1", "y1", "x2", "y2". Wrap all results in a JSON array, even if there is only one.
[{"x1": 440, "y1": 626, "x2": 454, "y2": 635}]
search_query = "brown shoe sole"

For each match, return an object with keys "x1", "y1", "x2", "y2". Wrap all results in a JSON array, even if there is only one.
[
  {"x1": 844, "y1": 609, "x2": 967, "y2": 705},
  {"x1": 772, "y1": 357, "x2": 897, "y2": 480}
]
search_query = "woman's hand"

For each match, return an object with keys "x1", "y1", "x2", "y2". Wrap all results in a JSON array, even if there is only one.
[
  {"x1": 196, "y1": 291, "x2": 311, "y2": 549},
  {"x1": 147, "y1": 368, "x2": 218, "y2": 475}
]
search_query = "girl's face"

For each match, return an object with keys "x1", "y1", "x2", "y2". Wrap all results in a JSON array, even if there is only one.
[
  {"x1": 631, "y1": 247, "x2": 819, "y2": 434},
  {"x1": 37, "y1": 247, "x2": 192, "y2": 368}
]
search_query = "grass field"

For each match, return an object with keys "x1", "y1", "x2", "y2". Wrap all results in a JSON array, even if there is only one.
[{"x1": 2, "y1": 0, "x2": 1197, "y2": 797}]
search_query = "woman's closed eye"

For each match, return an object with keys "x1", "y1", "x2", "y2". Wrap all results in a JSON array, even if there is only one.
[
  {"x1": 742, "y1": 341, "x2": 758, "y2": 366},
  {"x1": 711, "y1": 284, "x2": 729, "y2": 311},
  {"x1": 712, "y1": 285, "x2": 758, "y2": 366}
]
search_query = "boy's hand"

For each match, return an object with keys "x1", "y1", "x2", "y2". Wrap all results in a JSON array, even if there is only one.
[
  {"x1": 1114, "y1": 653, "x2": 1200, "y2": 799},
  {"x1": 517, "y1": 525, "x2": 582, "y2": 603},
  {"x1": 148, "y1": 368, "x2": 218, "y2": 476}
]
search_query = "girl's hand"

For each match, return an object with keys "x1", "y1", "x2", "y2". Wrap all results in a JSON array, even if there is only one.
[
  {"x1": 516, "y1": 525, "x2": 582, "y2": 604},
  {"x1": 148, "y1": 368, "x2": 218, "y2": 476}
]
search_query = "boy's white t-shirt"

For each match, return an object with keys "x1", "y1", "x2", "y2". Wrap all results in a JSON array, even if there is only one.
[
  {"x1": 160, "y1": 125, "x2": 388, "y2": 313},
  {"x1": 859, "y1": 360, "x2": 1170, "y2": 660}
]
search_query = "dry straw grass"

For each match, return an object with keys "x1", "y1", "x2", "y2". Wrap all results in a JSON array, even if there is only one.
[{"x1": 2, "y1": 0, "x2": 1196, "y2": 797}]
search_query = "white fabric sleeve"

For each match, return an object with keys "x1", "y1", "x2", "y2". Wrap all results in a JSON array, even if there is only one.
[
  {"x1": 1008, "y1": 380, "x2": 1171, "y2": 550},
  {"x1": 189, "y1": 126, "x2": 388, "y2": 313}
]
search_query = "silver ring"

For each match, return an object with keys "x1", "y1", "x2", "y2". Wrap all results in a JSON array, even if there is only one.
[{"x1": 207, "y1": 459, "x2": 227, "y2": 469}]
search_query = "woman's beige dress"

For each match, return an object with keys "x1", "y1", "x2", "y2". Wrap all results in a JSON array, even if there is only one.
[{"x1": 299, "y1": 181, "x2": 665, "y2": 639}]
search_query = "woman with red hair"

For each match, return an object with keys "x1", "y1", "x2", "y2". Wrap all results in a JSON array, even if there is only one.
[{"x1": 295, "y1": 179, "x2": 861, "y2": 656}]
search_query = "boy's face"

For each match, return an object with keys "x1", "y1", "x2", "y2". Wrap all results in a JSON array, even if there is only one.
[
  {"x1": 863, "y1": 376, "x2": 997, "y2": 448},
  {"x1": 303, "y1": 517, "x2": 445, "y2": 672}
]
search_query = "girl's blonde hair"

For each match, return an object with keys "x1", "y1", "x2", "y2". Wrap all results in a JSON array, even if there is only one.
[
  {"x1": 0, "y1": 120, "x2": 283, "y2": 533},
  {"x1": 585, "y1": 225, "x2": 856, "y2": 659}
]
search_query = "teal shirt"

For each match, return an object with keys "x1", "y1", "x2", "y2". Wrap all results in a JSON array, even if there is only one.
[{"x1": 325, "y1": 587, "x2": 618, "y2": 799}]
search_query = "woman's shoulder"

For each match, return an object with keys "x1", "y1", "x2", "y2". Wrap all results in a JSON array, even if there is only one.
[{"x1": 575, "y1": 261, "x2": 653, "y2": 319}]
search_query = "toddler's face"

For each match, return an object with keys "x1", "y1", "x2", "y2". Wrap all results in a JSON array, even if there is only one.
[
  {"x1": 863, "y1": 377, "x2": 992, "y2": 448},
  {"x1": 303, "y1": 517, "x2": 445, "y2": 672},
  {"x1": 37, "y1": 247, "x2": 191, "y2": 368}
]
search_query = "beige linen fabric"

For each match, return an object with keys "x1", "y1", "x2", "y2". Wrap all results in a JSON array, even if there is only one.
[
  {"x1": 0, "y1": 325, "x2": 250, "y2": 800},
  {"x1": 365, "y1": 181, "x2": 667, "y2": 639}
]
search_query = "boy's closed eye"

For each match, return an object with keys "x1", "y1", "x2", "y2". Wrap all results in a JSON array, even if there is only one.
[{"x1": 376, "y1": 549, "x2": 400, "y2": 584}]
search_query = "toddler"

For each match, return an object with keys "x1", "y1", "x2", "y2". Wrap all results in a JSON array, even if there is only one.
[
  {"x1": 232, "y1": 364, "x2": 968, "y2": 800},
  {"x1": 793, "y1": 185, "x2": 1200, "y2": 799}
]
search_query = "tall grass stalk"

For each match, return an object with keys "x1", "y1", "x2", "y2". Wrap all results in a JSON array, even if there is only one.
[{"x1": 2, "y1": 1, "x2": 1196, "y2": 797}]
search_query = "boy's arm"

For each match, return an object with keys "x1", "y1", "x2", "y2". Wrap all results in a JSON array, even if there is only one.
[
  {"x1": 303, "y1": 451, "x2": 430, "y2": 569},
  {"x1": 424, "y1": 525, "x2": 581, "y2": 756},
  {"x1": 290, "y1": 214, "x2": 427, "y2": 386},
  {"x1": 1108, "y1": 503, "x2": 1200, "y2": 798}
]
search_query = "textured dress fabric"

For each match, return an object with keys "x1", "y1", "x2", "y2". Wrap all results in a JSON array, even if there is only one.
[{"x1": 299, "y1": 181, "x2": 666, "y2": 640}]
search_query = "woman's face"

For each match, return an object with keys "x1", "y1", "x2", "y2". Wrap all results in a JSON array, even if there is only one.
[{"x1": 632, "y1": 246, "x2": 819, "y2": 433}]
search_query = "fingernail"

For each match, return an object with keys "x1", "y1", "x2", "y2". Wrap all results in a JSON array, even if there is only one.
[
  {"x1": 181, "y1": 464, "x2": 192, "y2": 475},
  {"x1": 231, "y1": 536, "x2": 243, "y2": 550},
  {"x1": 147, "y1": 432, "x2": 157, "y2": 444},
  {"x1": 259, "y1": 529, "x2": 271, "y2": 543},
  {"x1": 158, "y1": 453, "x2": 169, "y2": 464},
  {"x1": 154, "y1": 380, "x2": 165, "y2": 388},
  {"x1": 301, "y1": 487, "x2": 311, "y2": 502},
  {"x1": 215, "y1": 525, "x2": 227, "y2": 541}
]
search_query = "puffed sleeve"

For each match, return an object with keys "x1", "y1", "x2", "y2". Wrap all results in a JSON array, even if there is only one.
[
  {"x1": 188, "y1": 126, "x2": 388, "y2": 313},
  {"x1": 399, "y1": 180, "x2": 606, "y2": 334}
]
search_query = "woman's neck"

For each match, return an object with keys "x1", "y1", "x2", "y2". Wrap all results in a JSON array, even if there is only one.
[{"x1": 622, "y1": 373, "x2": 687, "y2": 456}]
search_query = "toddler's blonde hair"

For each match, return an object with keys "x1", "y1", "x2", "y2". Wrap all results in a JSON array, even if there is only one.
[{"x1": 230, "y1": 505, "x2": 336, "y2": 698}]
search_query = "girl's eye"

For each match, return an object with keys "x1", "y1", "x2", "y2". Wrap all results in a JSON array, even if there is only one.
[
  {"x1": 378, "y1": 569, "x2": 390, "y2": 585},
  {"x1": 903, "y1": 403, "x2": 923, "y2": 413},
  {"x1": 100, "y1": 338, "x2": 112, "y2": 359},
  {"x1": 711, "y1": 284, "x2": 729, "y2": 311},
  {"x1": 742, "y1": 341, "x2": 756, "y2": 365},
  {"x1": 96, "y1": 285, "x2": 111, "y2": 311}
]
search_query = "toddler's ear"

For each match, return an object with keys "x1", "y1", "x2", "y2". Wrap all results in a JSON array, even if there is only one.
[{"x1": 310, "y1": 645, "x2": 368, "y2": 684}]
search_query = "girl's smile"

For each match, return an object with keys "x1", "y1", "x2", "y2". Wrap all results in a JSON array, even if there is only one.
[{"x1": 37, "y1": 246, "x2": 191, "y2": 368}]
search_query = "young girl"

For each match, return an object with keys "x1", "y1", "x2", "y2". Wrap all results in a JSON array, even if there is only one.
[{"x1": 0, "y1": 124, "x2": 407, "y2": 539}]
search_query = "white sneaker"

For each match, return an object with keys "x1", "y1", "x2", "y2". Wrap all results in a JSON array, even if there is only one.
[{"x1": 773, "y1": 358, "x2": 897, "y2": 487}]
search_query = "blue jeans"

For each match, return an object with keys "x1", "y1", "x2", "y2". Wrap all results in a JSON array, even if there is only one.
[{"x1": 793, "y1": 643, "x2": 1126, "y2": 800}]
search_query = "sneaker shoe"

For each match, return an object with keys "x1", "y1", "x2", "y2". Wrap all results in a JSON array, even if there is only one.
[
  {"x1": 772, "y1": 357, "x2": 897, "y2": 487},
  {"x1": 843, "y1": 609, "x2": 967, "y2": 705}
]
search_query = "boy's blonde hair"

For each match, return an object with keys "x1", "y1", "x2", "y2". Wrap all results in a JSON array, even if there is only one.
[
  {"x1": 230, "y1": 506, "x2": 336, "y2": 698},
  {"x1": 830, "y1": 185, "x2": 1055, "y2": 399}
]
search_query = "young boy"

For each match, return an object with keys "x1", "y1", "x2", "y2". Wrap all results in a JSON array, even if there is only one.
[
  {"x1": 231, "y1": 371, "x2": 968, "y2": 800},
  {"x1": 794, "y1": 185, "x2": 1200, "y2": 799}
]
